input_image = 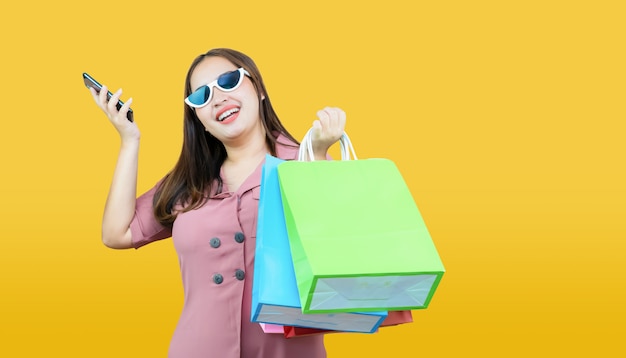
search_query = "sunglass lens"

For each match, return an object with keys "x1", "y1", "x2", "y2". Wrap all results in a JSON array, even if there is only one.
[
  {"x1": 188, "y1": 86, "x2": 211, "y2": 106},
  {"x1": 218, "y1": 69, "x2": 242, "y2": 90}
]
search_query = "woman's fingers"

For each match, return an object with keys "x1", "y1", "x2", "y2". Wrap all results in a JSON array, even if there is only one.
[
  {"x1": 107, "y1": 88, "x2": 123, "y2": 113},
  {"x1": 315, "y1": 107, "x2": 346, "y2": 139}
]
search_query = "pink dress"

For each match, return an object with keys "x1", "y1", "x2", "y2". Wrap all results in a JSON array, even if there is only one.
[{"x1": 129, "y1": 134, "x2": 326, "y2": 358}]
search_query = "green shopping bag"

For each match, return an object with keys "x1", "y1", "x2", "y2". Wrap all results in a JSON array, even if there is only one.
[{"x1": 277, "y1": 130, "x2": 445, "y2": 314}]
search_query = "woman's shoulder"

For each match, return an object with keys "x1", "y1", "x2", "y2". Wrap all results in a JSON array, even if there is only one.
[{"x1": 274, "y1": 132, "x2": 300, "y2": 160}]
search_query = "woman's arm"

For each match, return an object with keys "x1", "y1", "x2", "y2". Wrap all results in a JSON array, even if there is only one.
[
  {"x1": 89, "y1": 86, "x2": 138, "y2": 249},
  {"x1": 101, "y1": 139, "x2": 138, "y2": 249}
]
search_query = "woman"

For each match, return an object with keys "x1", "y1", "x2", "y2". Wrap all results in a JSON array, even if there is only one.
[{"x1": 89, "y1": 48, "x2": 345, "y2": 357}]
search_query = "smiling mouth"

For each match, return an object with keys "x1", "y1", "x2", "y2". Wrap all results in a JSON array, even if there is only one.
[{"x1": 217, "y1": 108, "x2": 240, "y2": 122}]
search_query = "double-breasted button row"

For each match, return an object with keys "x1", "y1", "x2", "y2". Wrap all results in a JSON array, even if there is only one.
[
  {"x1": 212, "y1": 270, "x2": 245, "y2": 284},
  {"x1": 209, "y1": 233, "x2": 245, "y2": 248}
]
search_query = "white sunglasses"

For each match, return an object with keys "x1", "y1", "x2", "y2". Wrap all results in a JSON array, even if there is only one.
[{"x1": 185, "y1": 67, "x2": 251, "y2": 108}]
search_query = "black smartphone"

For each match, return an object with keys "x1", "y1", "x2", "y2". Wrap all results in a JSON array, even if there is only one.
[{"x1": 82, "y1": 72, "x2": 134, "y2": 122}]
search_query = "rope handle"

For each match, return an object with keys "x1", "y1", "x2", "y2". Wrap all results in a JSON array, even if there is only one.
[{"x1": 297, "y1": 128, "x2": 358, "y2": 162}]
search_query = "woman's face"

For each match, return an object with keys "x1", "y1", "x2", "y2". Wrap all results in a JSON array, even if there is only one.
[{"x1": 189, "y1": 56, "x2": 263, "y2": 145}]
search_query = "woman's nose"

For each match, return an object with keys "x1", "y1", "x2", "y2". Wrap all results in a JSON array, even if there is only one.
[{"x1": 212, "y1": 89, "x2": 228, "y2": 106}]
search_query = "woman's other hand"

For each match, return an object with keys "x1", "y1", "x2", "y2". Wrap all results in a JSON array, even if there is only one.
[{"x1": 310, "y1": 106, "x2": 346, "y2": 160}]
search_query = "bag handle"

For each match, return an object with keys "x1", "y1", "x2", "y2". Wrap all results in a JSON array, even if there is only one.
[{"x1": 297, "y1": 128, "x2": 358, "y2": 162}]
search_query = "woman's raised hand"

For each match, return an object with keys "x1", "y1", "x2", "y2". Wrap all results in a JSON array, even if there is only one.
[
  {"x1": 310, "y1": 106, "x2": 346, "y2": 160},
  {"x1": 89, "y1": 85, "x2": 139, "y2": 142}
]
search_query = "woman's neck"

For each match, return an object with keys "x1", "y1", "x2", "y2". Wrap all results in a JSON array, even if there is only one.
[
  {"x1": 223, "y1": 131, "x2": 269, "y2": 165},
  {"x1": 220, "y1": 131, "x2": 269, "y2": 192}
]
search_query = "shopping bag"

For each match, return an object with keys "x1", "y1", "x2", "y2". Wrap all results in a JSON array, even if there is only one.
[
  {"x1": 284, "y1": 326, "x2": 336, "y2": 338},
  {"x1": 251, "y1": 154, "x2": 388, "y2": 333},
  {"x1": 379, "y1": 310, "x2": 414, "y2": 326},
  {"x1": 283, "y1": 310, "x2": 414, "y2": 338},
  {"x1": 278, "y1": 130, "x2": 445, "y2": 314},
  {"x1": 259, "y1": 323, "x2": 285, "y2": 334}
]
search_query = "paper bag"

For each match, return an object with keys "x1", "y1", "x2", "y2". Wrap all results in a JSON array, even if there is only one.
[
  {"x1": 251, "y1": 155, "x2": 388, "y2": 333},
  {"x1": 278, "y1": 132, "x2": 445, "y2": 314}
]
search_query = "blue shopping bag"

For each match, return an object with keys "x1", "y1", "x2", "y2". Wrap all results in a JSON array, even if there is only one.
[{"x1": 251, "y1": 155, "x2": 387, "y2": 333}]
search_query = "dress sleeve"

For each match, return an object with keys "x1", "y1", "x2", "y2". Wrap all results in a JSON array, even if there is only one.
[{"x1": 130, "y1": 184, "x2": 172, "y2": 249}]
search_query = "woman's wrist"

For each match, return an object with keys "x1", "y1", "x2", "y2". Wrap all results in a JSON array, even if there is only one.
[
  {"x1": 312, "y1": 151, "x2": 328, "y2": 161},
  {"x1": 120, "y1": 136, "x2": 140, "y2": 150}
]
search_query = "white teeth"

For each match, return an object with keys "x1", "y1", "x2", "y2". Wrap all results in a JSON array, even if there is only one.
[{"x1": 218, "y1": 108, "x2": 239, "y2": 121}]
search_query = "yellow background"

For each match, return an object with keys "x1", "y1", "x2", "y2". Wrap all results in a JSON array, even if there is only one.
[{"x1": 1, "y1": 0, "x2": 624, "y2": 356}]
